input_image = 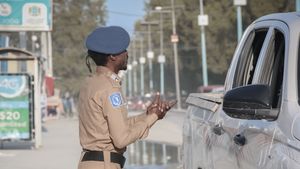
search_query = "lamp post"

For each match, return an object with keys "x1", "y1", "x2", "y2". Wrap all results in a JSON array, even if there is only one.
[
  {"x1": 154, "y1": 6, "x2": 170, "y2": 97},
  {"x1": 170, "y1": 0, "x2": 182, "y2": 109},
  {"x1": 127, "y1": 64, "x2": 133, "y2": 98},
  {"x1": 139, "y1": 56, "x2": 146, "y2": 97},
  {"x1": 132, "y1": 38, "x2": 138, "y2": 96},
  {"x1": 140, "y1": 21, "x2": 159, "y2": 92},
  {"x1": 198, "y1": 0, "x2": 208, "y2": 86},
  {"x1": 234, "y1": 0, "x2": 247, "y2": 41},
  {"x1": 147, "y1": 50, "x2": 154, "y2": 92},
  {"x1": 139, "y1": 37, "x2": 146, "y2": 97},
  {"x1": 158, "y1": 55, "x2": 166, "y2": 97}
]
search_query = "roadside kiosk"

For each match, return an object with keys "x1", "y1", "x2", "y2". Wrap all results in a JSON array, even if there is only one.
[{"x1": 0, "y1": 48, "x2": 42, "y2": 148}]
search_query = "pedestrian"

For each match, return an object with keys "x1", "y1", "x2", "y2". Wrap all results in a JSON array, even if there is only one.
[{"x1": 78, "y1": 26, "x2": 176, "y2": 169}]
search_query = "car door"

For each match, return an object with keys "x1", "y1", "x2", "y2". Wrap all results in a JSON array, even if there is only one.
[{"x1": 211, "y1": 20, "x2": 289, "y2": 169}]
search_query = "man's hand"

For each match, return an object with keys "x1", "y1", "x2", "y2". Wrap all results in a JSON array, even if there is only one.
[
  {"x1": 156, "y1": 100, "x2": 177, "y2": 119},
  {"x1": 146, "y1": 93, "x2": 177, "y2": 120},
  {"x1": 146, "y1": 93, "x2": 161, "y2": 115}
]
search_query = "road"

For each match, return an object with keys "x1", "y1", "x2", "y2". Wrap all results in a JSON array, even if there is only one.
[
  {"x1": 0, "y1": 109, "x2": 185, "y2": 169},
  {"x1": 0, "y1": 118, "x2": 81, "y2": 169}
]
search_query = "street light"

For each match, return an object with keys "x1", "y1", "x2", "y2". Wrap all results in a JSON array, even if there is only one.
[
  {"x1": 234, "y1": 0, "x2": 247, "y2": 41},
  {"x1": 170, "y1": 0, "x2": 182, "y2": 109},
  {"x1": 132, "y1": 59, "x2": 138, "y2": 96},
  {"x1": 132, "y1": 38, "x2": 138, "y2": 96},
  {"x1": 151, "y1": 2, "x2": 183, "y2": 108},
  {"x1": 198, "y1": 0, "x2": 209, "y2": 87},
  {"x1": 139, "y1": 36, "x2": 146, "y2": 97},
  {"x1": 127, "y1": 64, "x2": 133, "y2": 98},
  {"x1": 139, "y1": 56, "x2": 146, "y2": 97},
  {"x1": 140, "y1": 21, "x2": 159, "y2": 92},
  {"x1": 158, "y1": 54, "x2": 166, "y2": 96},
  {"x1": 154, "y1": 6, "x2": 170, "y2": 97}
]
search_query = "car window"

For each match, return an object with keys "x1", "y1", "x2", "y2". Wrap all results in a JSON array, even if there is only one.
[
  {"x1": 233, "y1": 26, "x2": 285, "y2": 110},
  {"x1": 252, "y1": 27, "x2": 276, "y2": 84},
  {"x1": 252, "y1": 28, "x2": 285, "y2": 108},
  {"x1": 232, "y1": 29, "x2": 268, "y2": 88},
  {"x1": 268, "y1": 30, "x2": 284, "y2": 108}
]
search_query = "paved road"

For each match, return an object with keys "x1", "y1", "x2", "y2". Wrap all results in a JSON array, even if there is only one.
[
  {"x1": 144, "y1": 109, "x2": 185, "y2": 146},
  {"x1": 0, "y1": 109, "x2": 186, "y2": 169}
]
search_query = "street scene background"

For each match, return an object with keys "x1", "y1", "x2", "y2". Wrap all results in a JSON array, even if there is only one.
[{"x1": 0, "y1": 0, "x2": 299, "y2": 169}]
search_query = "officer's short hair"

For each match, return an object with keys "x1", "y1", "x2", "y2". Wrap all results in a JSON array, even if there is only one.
[{"x1": 88, "y1": 50, "x2": 110, "y2": 66}]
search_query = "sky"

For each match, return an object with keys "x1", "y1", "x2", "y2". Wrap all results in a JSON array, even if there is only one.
[{"x1": 105, "y1": 0, "x2": 146, "y2": 36}]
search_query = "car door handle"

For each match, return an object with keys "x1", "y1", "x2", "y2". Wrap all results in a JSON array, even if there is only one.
[
  {"x1": 212, "y1": 124, "x2": 224, "y2": 136},
  {"x1": 233, "y1": 134, "x2": 246, "y2": 146}
]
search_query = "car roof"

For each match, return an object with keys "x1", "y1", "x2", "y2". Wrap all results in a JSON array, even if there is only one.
[{"x1": 254, "y1": 12, "x2": 300, "y2": 31}]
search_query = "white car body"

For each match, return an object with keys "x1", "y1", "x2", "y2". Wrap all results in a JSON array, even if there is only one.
[{"x1": 183, "y1": 12, "x2": 300, "y2": 169}]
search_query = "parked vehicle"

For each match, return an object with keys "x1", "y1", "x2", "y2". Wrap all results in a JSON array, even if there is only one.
[{"x1": 183, "y1": 12, "x2": 300, "y2": 169}]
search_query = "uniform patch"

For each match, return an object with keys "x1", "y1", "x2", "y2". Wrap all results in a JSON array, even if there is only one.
[{"x1": 109, "y1": 92, "x2": 123, "y2": 108}]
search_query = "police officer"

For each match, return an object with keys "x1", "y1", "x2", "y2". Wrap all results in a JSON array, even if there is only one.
[{"x1": 78, "y1": 26, "x2": 176, "y2": 169}]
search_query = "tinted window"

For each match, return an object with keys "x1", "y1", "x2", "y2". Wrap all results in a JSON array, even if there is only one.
[
  {"x1": 233, "y1": 29, "x2": 268, "y2": 88},
  {"x1": 251, "y1": 28, "x2": 284, "y2": 109},
  {"x1": 269, "y1": 30, "x2": 284, "y2": 108}
]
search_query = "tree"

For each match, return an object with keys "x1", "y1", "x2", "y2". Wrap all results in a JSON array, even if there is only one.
[
  {"x1": 139, "y1": 0, "x2": 295, "y2": 93},
  {"x1": 52, "y1": 0, "x2": 107, "y2": 95}
]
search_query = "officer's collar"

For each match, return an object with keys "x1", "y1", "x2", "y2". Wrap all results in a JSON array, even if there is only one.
[{"x1": 96, "y1": 66, "x2": 121, "y2": 83}]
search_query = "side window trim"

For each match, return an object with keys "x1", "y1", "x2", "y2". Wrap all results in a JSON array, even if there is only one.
[{"x1": 252, "y1": 27, "x2": 275, "y2": 84}]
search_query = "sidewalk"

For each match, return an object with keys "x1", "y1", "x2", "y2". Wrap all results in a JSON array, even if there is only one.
[{"x1": 0, "y1": 118, "x2": 81, "y2": 169}]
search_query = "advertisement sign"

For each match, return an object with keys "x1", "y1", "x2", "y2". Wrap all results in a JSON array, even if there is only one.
[
  {"x1": 0, "y1": 0, "x2": 52, "y2": 31},
  {"x1": 0, "y1": 74, "x2": 31, "y2": 140}
]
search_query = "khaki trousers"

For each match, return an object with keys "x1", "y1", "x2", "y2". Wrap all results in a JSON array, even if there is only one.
[{"x1": 78, "y1": 151, "x2": 121, "y2": 169}]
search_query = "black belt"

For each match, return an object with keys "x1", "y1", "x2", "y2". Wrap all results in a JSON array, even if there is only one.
[{"x1": 81, "y1": 150, "x2": 126, "y2": 168}]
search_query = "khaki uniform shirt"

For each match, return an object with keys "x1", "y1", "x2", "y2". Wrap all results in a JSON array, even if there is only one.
[{"x1": 78, "y1": 66, "x2": 158, "y2": 154}]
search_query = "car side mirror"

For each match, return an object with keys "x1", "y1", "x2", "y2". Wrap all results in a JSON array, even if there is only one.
[{"x1": 223, "y1": 84, "x2": 278, "y2": 120}]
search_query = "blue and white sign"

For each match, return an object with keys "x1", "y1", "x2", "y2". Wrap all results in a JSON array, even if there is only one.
[
  {"x1": 0, "y1": 74, "x2": 31, "y2": 140},
  {"x1": 0, "y1": 0, "x2": 52, "y2": 31},
  {"x1": 109, "y1": 92, "x2": 123, "y2": 108},
  {"x1": 0, "y1": 75, "x2": 26, "y2": 98}
]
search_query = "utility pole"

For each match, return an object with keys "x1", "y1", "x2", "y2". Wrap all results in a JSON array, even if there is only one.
[
  {"x1": 127, "y1": 64, "x2": 133, "y2": 98},
  {"x1": 156, "y1": 7, "x2": 166, "y2": 97},
  {"x1": 234, "y1": 0, "x2": 247, "y2": 41},
  {"x1": 171, "y1": 0, "x2": 182, "y2": 109},
  {"x1": 198, "y1": 0, "x2": 208, "y2": 86},
  {"x1": 147, "y1": 24, "x2": 154, "y2": 92},
  {"x1": 140, "y1": 21, "x2": 158, "y2": 93},
  {"x1": 132, "y1": 39, "x2": 138, "y2": 96},
  {"x1": 139, "y1": 37, "x2": 146, "y2": 97}
]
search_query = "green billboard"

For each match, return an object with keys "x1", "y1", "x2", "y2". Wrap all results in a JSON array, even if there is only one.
[
  {"x1": 0, "y1": 74, "x2": 31, "y2": 140},
  {"x1": 0, "y1": 0, "x2": 52, "y2": 31}
]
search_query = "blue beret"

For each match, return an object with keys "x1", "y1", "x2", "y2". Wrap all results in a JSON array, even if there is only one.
[{"x1": 85, "y1": 26, "x2": 130, "y2": 55}]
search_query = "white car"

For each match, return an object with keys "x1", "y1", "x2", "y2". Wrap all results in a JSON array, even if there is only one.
[{"x1": 183, "y1": 12, "x2": 300, "y2": 169}]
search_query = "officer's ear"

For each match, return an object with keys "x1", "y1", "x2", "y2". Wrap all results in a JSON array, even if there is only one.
[{"x1": 109, "y1": 55, "x2": 117, "y2": 61}]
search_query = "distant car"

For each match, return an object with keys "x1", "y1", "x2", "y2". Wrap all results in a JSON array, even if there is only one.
[
  {"x1": 127, "y1": 97, "x2": 147, "y2": 111},
  {"x1": 183, "y1": 12, "x2": 300, "y2": 169}
]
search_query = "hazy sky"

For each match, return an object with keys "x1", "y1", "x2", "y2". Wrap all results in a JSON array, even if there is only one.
[{"x1": 105, "y1": 0, "x2": 146, "y2": 35}]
